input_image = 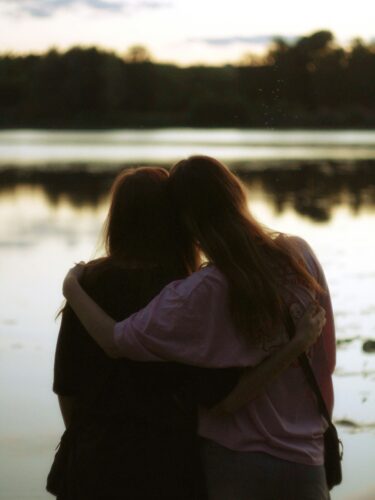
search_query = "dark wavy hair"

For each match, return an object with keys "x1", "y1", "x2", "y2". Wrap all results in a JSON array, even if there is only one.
[{"x1": 169, "y1": 156, "x2": 322, "y2": 344}]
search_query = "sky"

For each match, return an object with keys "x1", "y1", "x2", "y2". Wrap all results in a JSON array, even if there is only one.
[{"x1": 0, "y1": 0, "x2": 374, "y2": 65}]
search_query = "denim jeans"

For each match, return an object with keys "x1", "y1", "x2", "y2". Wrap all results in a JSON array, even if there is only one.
[{"x1": 200, "y1": 438, "x2": 330, "y2": 500}]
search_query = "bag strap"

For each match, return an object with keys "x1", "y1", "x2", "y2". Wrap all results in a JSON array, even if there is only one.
[{"x1": 284, "y1": 310, "x2": 333, "y2": 426}]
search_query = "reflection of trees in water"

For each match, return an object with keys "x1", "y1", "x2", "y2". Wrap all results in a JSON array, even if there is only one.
[
  {"x1": 1, "y1": 161, "x2": 375, "y2": 222},
  {"x1": 238, "y1": 161, "x2": 375, "y2": 222},
  {"x1": 0, "y1": 166, "x2": 117, "y2": 208}
]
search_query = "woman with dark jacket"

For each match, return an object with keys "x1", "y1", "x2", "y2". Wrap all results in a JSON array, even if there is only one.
[{"x1": 53, "y1": 167, "x2": 245, "y2": 499}]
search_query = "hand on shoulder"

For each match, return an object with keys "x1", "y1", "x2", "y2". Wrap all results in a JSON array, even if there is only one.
[
  {"x1": 62, "y1": 262, "x2": 86, "y2": 298},
  {"x1": 292, "y1": 301, "x2": 326, "y2": 349}
]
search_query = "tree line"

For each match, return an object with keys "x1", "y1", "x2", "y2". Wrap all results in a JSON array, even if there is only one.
[{"x1": 1, "y1": 30, "x2": 375, "y2": 128}]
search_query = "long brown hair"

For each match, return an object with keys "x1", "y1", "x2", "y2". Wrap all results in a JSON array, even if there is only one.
[
  {"x1": 104, "y1": 167, "x2": 199, "y2": 275},
  {"x1": 57, "y1": 167, "x2": 198, "y2": 318},
  {"x1": 169, "y1": 155, "x2": 322, "y2": 345}
]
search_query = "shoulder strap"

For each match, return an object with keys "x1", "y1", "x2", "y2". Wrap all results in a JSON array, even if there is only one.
[{"x1": 284, "y1": 311, "x2": 333, "y2": 425}]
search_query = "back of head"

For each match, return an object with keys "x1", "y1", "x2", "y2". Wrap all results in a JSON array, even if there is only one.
[
  {"x1": 169, "y1": 156, "x2": 248, "y2": 232},
  {"x1": 105, "y1": 167, "x2": 198, "y2": 275},
  {"x1": 169, "y1": 156, "x2": 321, "y2": 344}
]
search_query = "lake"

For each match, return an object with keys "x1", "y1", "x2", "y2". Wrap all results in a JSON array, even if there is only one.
[
  {"x1": 0, "y1": 129, "x2": 375, "y2": 499},
  {"x1": 1, "y1": 129, "x2": 375, "y2": 166}
]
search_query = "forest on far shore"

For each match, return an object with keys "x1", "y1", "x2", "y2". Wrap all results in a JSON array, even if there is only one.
[{"x1": 1, "y1": 30, "x2": 375, "y2": 129}]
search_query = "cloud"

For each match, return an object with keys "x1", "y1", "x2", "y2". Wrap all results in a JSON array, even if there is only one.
[
  {"x1": 189, "y1": 35, "x2": 299, "y2": 47},
  {"x1": 0, "y1": 0, "x2": 169, "y2": 17}
]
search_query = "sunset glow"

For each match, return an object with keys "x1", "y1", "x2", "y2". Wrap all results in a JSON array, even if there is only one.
[{"x1": 0, "y1": 0, "x2": 374, "y2": 65}]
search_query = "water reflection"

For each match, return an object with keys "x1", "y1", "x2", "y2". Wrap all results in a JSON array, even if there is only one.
[
  {"x1": 0, "y1": 167, "x2": 113, "y2": 208},
  {"x1": 0, "y1": 162, "x2": 375, "y2": 500},
  {"x1": 1, "y1": 160, "x2": 375, "y2": 222},
  {"x1": 238, "y1": 160, "x2": 375, "y2": 221}
]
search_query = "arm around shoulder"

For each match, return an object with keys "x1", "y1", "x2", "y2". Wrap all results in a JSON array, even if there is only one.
[{"x1": 63, "y1": 271, "x2": 118, "y2": 358}]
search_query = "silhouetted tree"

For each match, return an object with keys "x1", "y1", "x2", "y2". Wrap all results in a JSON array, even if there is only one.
[{"x1": 125, "y1": 45, "x2": 152, "y2": 63}]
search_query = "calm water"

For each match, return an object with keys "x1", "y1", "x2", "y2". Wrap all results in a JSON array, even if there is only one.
[
  {"x1": 0, "y1": 129, "x2": 375, "y2": 499},
  {"x1": 1, "y1": 129, "x2": 375, "y2": 165}
]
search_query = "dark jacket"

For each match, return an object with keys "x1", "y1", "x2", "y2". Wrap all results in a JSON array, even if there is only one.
[{"x1": 53, "y1": 258, "x2": 238, "y2": 499}]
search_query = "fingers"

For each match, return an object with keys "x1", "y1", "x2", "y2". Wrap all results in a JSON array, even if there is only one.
[
  {"x1": 66, "y1": 261, "x2": 86, "y2": 282},
  {"x1": 312, "y1": 305, "x2": 326, "y2": 327},
  {"x1": 290, "y1": 302, "x2": 304, "y2": 321},
  {"x1": 311, "y1": 302, "x2": 324, "y2": 316},
  {"x1": 291, "y1": 301, "x2": 326, "y2": 347},
  {"x1": 290, "y1": 301, "x2": 324, "y2": 321},
  {"x1": 73, "y1": 261, "x2": 86, "y2": 267},
  {"x1": 72, "y1": 261, "x2": 86, "y2": 271},
  {"x1": 308, "y1": 305, "x2": 326, "y2": 328},
  {"x1": 308, "y1": 305, "x2": 326, "y2": 340},
  {"x1": 318, "y1": 310, "x2": 327, "y2": 330}
]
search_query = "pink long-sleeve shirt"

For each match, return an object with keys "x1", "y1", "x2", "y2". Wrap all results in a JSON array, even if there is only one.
[{"x1": 113, "y1": 236, "x2": 335, "y2": 465}]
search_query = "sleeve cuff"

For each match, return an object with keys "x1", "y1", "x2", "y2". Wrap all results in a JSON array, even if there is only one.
[{"x1": 113, "y1": 320, "x2": 125, "y2": 349}]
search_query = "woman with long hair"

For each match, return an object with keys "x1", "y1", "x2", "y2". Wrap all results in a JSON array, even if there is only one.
[
  {"x1": 61, "y1": 157, "x2": 333, "y2": 499},
  {"x1": 52, "y1": 166, "x2": 243, "y2": 499}
]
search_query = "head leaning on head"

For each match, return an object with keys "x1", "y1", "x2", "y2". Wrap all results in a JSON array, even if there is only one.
[{"x1": 168, "y1": 155, "x2": 322, "y2": 343}]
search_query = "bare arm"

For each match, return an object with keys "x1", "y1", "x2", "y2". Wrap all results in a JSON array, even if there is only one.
[
  {"x1": 63, "y1": 264, "x2": 325, "y2": 409},
  {"x1": 58, "y1": 395, "x2": 76, "y2": 428},
  {"x1": 210, "y1": 302, "x2": 326, "y2": 414},
  {"x1": 63, "y1": 268, "x2": 117, "y2": 358}
]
